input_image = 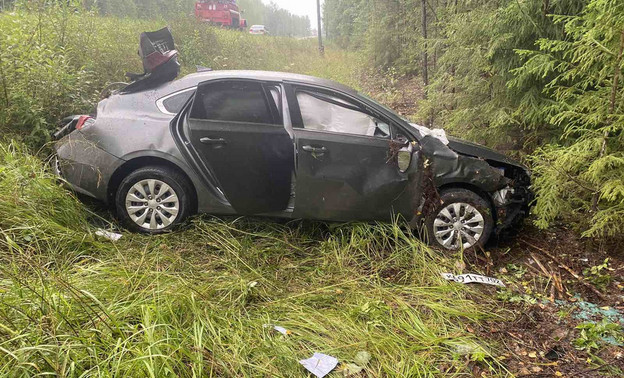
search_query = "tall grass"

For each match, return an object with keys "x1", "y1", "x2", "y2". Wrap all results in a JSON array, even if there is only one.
[{"x1": 0, "y1": 143, "x2": 508, "y2": 376}]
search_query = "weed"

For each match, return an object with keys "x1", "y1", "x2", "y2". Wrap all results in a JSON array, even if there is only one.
[
  {"x1": 505, "y1": 263, "x2": 527, "y2": 279},
  {"x1": 583, "y1": 258, "x2": 614, "y2": 291},
  {"x1": 573, "y1": 320, "x2": 624, "y2": 353}
]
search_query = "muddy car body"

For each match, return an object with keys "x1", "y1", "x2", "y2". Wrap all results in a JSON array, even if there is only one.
[{"x1": 54, "y1": 70, "x2": 532, "y2": 250}]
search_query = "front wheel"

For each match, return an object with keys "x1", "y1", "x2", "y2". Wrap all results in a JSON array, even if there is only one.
[
  {"x1": 115, "y1": 166, "x2": 193, "y2": 233},
  {"x1": 425, "y1": 188, "x2": 494, "y2": 251}
]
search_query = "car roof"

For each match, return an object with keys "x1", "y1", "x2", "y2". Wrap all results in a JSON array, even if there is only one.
[{"x1": 167, "y1": 70, "x2": 358, "y2": 96}]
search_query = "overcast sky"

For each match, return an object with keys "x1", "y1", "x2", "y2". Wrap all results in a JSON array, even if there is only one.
[{"x1": 267, "y1": 0, "x2": 321, "y2": 26}]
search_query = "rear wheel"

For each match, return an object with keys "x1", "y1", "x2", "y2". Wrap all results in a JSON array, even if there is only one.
[
  {"x1": 425, "y1": 188, "x2": 494, "y2": 251},
  {"x1": 115, "y1": 166, "x2": 192, "y2": 233}
]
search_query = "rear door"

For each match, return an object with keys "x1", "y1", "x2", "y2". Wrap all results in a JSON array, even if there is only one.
[
  {"x1": 288, "y1": 85, "x2": 421, "y2": 222},
  {"x1": 184, "y1": 79, "x2": 294, "y2": 215}
]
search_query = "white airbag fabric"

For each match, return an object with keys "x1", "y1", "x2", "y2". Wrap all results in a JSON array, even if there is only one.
[
  {"x1": 298, "y1": 92, "x2": 377, "y2": 136},
  {"x1": 410, "y1": 123, "x2": 449, "y2": 145}
]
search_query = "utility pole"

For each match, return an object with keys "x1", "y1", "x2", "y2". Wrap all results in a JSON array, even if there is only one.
[{"x1": 317, "y1": 0, "x2": 324, "y2": 56}]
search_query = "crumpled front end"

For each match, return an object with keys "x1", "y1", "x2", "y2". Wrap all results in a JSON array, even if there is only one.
[
  {"x1": 490, "y1": 167, "x2": 533, "y2": 235},
  {"x1": 418, "y1": 134, "x2": 533, "y2": 235}
]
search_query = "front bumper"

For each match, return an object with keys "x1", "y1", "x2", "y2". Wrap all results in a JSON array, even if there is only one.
[{"x1": 54, "y1": 131, "x2": 124, "y2": 202}]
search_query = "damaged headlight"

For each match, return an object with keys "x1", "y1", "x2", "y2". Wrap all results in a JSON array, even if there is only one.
[{"x1": 493, "y1": 187, "x2": 515, "y2": 206}]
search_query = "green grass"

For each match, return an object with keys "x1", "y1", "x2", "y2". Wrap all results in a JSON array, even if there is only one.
[{"x1": 0, "y1": 142, "x2": 509, "y2": 376}]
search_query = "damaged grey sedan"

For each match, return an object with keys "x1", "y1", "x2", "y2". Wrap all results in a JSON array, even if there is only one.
[{"x1": 54, "y1": 28, "x2": 532, "y2": 251}]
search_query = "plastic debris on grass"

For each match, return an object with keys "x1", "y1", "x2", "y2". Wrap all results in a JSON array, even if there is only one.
[
  {"x1": 340, "y1": 351, "x2": 371, "y2": 376},
  {"x1": 551, "y1": 296, "x2": 624, "y2": 323},
  {"x1": 95, "y1": 229, "x2": 122, "y2": 242},
  {"x1": 442, "y1": 273, "x2": 506, "y2": 287},
  {"x1": 263, "y1": 324, "x2": 291, "y2": 336},
  {"x1": 299, "y1": 353, "x2": 339, "y2": 378}
]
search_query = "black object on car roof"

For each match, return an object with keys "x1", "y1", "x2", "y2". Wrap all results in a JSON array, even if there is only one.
[{"x1": 121, "y1": 27, "x2": 181, "y2": 94}]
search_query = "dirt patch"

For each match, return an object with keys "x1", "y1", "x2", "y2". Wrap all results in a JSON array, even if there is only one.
[{"x1": 462, "y1": 225, "x2": 624, "y2": 376}]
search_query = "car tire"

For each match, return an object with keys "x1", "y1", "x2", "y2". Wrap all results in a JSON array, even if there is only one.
[
  {"x1": 115, "y1": 166, "x2": 193, "y2": 234},
  {"x1": 425, "y1": 188, "x2": 494, "y2": 251}
]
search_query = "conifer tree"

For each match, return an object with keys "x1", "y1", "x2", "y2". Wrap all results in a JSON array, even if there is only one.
[{"x1": 514, "y1": 0, "x2": 624, "y2": 236}]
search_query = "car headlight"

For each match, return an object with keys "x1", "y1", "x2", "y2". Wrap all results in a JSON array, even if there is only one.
[{"x1": 493, "y1": 187, "x2": 515, "y2": 206}]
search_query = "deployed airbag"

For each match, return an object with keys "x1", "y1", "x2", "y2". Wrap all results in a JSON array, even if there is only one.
[{"x1": 297, "y1": 92, "x2": 377, "y2": 136}]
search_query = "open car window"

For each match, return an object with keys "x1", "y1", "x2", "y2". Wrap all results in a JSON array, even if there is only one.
[
  {"x1": 190, "y1": 81, "x2": 279, "y2": 125},
  {"x1": 296, "y1": 90, "x2": 390, "y2": 138}
]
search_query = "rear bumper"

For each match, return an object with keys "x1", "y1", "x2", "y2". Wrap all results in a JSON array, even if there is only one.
[{"x1": 54, "y1": 131, "x2": 124, "y2": 202}]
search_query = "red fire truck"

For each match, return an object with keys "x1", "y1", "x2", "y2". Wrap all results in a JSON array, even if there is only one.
[{"x1": 195, "y1": 0, "x2": 247, "y2": 30}]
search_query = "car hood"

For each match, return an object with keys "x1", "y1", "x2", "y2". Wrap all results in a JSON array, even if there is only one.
[{"x1": 446, "y1": 136, "x2": 525, "y2": 169}]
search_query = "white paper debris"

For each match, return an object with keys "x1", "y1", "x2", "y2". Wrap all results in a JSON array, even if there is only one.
[
  {"x1": 299, "y1": 353, "x2": 338, "y2": 378},
  {"x1": 410, "y1": 123, "x2": 449, "y2": 145},
  {"x1": 95, "y1": 229, "x2": 122, "y2": 242},
  {"x1": 442, "y1": 273, "x2": 506, "y2": 287},
  {"x1": 273, "y1": 326, "x2": 288, "y2": 335},
  {"x1": 263, "y1": 324, "x2": 290, "y2": 335}
]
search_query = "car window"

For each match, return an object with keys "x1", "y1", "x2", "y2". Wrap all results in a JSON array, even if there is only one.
[
  {"x1": 296, "y1": 91, "x2": 390, "y2": 138},
  {"x1": 190, "y1": 81, "x2": 277, "y2": 124},
  {"x1": 161, "y1": 89, "x2": 195, "y2": 114}
]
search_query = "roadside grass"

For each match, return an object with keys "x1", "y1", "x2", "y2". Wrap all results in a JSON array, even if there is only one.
[{"x1": 0, "y1": 142, "x2": 509, "y2": 376}]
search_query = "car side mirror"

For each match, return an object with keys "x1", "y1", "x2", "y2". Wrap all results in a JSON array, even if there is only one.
[{"x1": 397, "y1": 143, "x2": 414, "y2": 173}]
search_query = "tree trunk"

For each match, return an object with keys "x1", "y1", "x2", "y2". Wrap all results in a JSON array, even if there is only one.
[
  {"x1": 591, "y1": 29, "x2": 624, "y2": 212},
  {"x1": 317, "y1": 0, "x2": 324, "y2": 56}
]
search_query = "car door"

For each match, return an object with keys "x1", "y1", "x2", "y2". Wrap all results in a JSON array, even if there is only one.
[
  {"x1": 288, "y1": 85, "x2": 422, "y2": 222},
  {"x1": 183, "y1": 79, "x2": 294, "y2": 215}
]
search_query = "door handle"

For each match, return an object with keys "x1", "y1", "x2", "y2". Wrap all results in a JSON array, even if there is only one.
[
  {"x1": 302, "y1": 145, "x2": 327, "y2": 153},
  {"x1": 200, "y1": 137, "x2": 227, "y2": 146}
]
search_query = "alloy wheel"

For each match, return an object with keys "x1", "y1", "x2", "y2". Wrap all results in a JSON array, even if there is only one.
[
  {"x1": 433, "y1": 202, "x2": 485, "y2": 250},
  {"x1": 125, "y1": 179, "x2": 180, "y2": 230}
]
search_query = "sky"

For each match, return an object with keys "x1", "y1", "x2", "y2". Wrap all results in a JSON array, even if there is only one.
[{"x1": 266, "y1": 0, "x2": 321, "y2": 26}]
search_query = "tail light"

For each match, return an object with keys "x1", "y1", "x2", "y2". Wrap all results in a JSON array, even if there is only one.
[{"x1": 75, "y1": 115, "x2": 93, "y2": 130}]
